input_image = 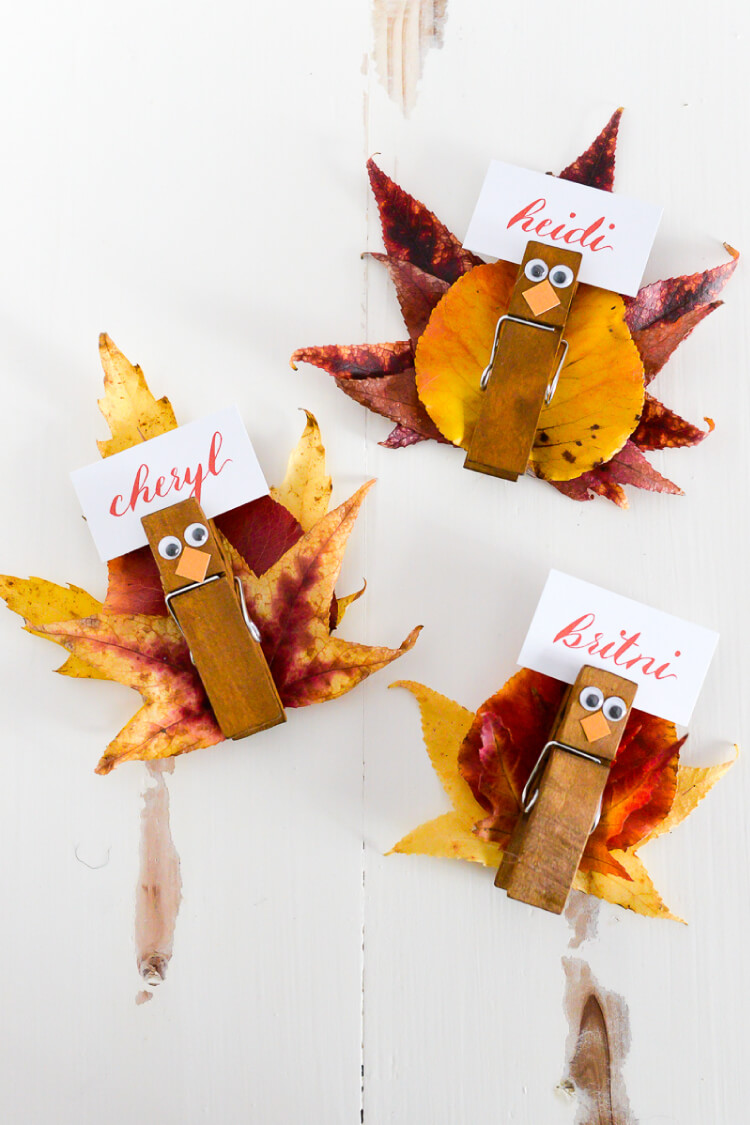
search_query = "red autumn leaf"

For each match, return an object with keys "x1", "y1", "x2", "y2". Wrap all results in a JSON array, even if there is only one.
[
  {"x1": 625, "y1": 245, "x2": 739, "y2": 332},
  {"x1": 631, "y1": 394, "x2": 712, "y2": 451},
  {"x1": 367, "y1": 157, "x2": 481, "y2": 284},
  {"x1": 550, "y1": 441, "x2": 682, "y2": 508},
  {"x1": 631, "y1": 302, "x2": 720, "y2": 383},
  {"x1": 106, "y1": 546, "x2": 167, "y2": 616},
  {"x1": 458, "y1": 668, "x2": 683, "y2": 883},
  {"x1": 558, "y1": 107, "x2": 622, "y2": 191},
  {"x1": 291, "y1": 340, "x2": 413, "y2": 379},
  {"x1": 334, "y1": 369, "x2": 449, "y2": 444},
  {"x1": 213, "y1": 495, "x2": 303, "y2": 577},
  {"x1": 365, "y1": 252, "x2": 450, "y2": 342},
  {"x1": 380, "y1": 423, "x2": 431, "y2": 448}
]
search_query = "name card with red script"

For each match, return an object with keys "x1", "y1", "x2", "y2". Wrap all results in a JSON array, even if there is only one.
[
  {"x1": 463, "y1": 162, "x2": 662, "y2": 296},
  {"x1": 71, "y1": 407, "x2": 268, "y2": 562},
  {"x1": 518, "y1": 571, "x2": 718, "y2": 725}
]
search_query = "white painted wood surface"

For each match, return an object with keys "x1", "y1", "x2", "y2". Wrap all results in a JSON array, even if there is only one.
[{"x1": 0, "y1": 1, "x2": 747, "y2": 1121}]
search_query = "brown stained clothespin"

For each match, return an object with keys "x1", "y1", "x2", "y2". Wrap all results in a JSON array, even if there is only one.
[
  {"x1": 142, "y1": 497, "x2": 285, "y2": 740},
  {"x1": 495, "y1": 666, "x2": 637, "y2": 914},
  {"x1": 464, "y1": 241, "x2": 582, "y2": 481}
]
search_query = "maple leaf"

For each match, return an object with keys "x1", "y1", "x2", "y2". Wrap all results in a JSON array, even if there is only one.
[
  {"x1": 293, "y1": 111, "x2": 738, "y2": 502},
  {"x1": 0, "y1": 335, "x2": 420, "y2": 773},
  {"x1": 390, "y1": 672, "x2": 736, "y2": 919}
]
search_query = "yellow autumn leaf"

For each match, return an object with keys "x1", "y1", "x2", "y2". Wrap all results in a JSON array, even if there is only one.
[
  {"x1": 414, "y1": 262, "x2": 645, "y2": 481},
  {"x1": 644, "y1": 750, "x2": 737, "y2": 843},
  {"x1": 334, "y1": 581, "x2": 366, "y2": 628},
  {"x1": 270, "y1": 409, "x2": 332, "y2": 531},
  {"x1": 97, "y1": 332, "x2": 177, "y2": 457}
]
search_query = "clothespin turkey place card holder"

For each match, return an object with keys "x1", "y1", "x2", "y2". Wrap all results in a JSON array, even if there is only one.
[
  {"x1": 293, "y1": 109, "x2": 738, "y2": 507},
  {"x1": 0, "y1": 336, "x2": 420, "y2": 989},
  {"x1": 391, "y1": 570, "x2": 734, "y2": 920}
]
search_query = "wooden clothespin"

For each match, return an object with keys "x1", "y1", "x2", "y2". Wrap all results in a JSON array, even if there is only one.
[
  {"x1": 495, "y1": 666, "x2": 637, "y2": 914},
  {"x1": 464, "y1": 241, "x2": 582, "y2": 481},
  {"x1": 142, "y1": 496, "x2": 285, "y2": 740}
]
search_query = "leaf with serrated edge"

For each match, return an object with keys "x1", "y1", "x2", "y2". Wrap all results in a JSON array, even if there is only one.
[
  {"x1": 270, "y1": 410, "x2": 332, "y2": 531},
  {"x1": 96, "y1": 333, "x2": 177, "y2": 457}
]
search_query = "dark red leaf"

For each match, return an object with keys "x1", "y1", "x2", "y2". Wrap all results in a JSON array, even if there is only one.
[
  {"x1": 367, "y1": 158, "x2": 481, "y2": 284},
  {"x1": 105, "y1": 547, "x2": 166, "y2": 615},
  {"x1": 625, "y1": 245, "x2": 739, "y2": 332},
  {"x1": 334, "y1": 369, "x2": 450, "y2": 443},
  {"x1": 631, "y1": 394, "x2": 711, "y2": 451},
  {"x1": 291, "y1": 340, "x2": 413, "y2": 379},
  {"x1": 214, "y1": 495, "x2": 303, "y2": 577},
  {"x1": 551, "y1": 441, "x2": 682, "y2": 507},
  {"x1": 632, "y1": 303, "x2": 720, "y2": 383},
  {"x1": 558, "y1": 108, "x2": 622, "y2": 191},
  {"x1": 366, "y1": 252, "x2": 450, "y2": 342},
  {"x1": 380, "y1": 423, "x2": 430, "y2": 448}
]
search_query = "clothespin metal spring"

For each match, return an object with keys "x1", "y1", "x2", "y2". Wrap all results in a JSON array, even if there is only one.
[
  {"x1": 480, "y1": 314, "x2": 569, "y2": 404},
  {"x1": 521, "y1": 738, "x2": 607, "y2": 834}
]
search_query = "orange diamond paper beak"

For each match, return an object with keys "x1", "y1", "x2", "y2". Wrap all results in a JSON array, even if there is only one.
[
  {"x1": 522, "y1": 278, "x2": 560, "y2": 317},
  {"x1": 176, "y1": 546, "x2": 211, "y2": 583},
  {"x1": 580, "y1": 710, "x2": 611, "y2": 743}
]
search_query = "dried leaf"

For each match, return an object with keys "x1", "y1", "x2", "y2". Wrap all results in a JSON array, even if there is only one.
[
  {"x1": 390, "y1": 811, "x2": 501, "y2": 866},
  {"x1": 550, "y1": 441, "x2": 682, "y2": 507},
  {"x1": 631, "y1": 394, "x2": 712, "y2": 451},
  {"x1": 625, "y1": 245, "x2": 739, "y2": 332},
  {"x1": 367, "y1": 158, "x2": 480, "y2": 284},
  {"x1": 335, "y1": 369, "x2": 449, "y2": 443},
  {"x1": 645, "y1": 749, "x2": 737, "y2": 842},
  {"x1": 366, "y1": 252, "x2": 450, "y2": 342},
  {"x1": 631, "y1": 303, "x2": 720, "y2": 383},
  {"x1": 380, "y1": 423, "x2": 430, "y2": 448},
  {"x1": 269, "y1": 410, "x2": 332, "y2": 531},
  {"x1": 558, "y1": 108, "x2": 622, "y2": 191},
  {"x1": 97, "y1": 333, "x2": 177, "y2": 457},
  {"x1": 415, "y1": 262, "x2": 644, "y2": 480},
  {"x1": 334, "y1": 581, "x2": 366, "y2": 627},
  {"x1": 291, "y1": 340, "x2": 414, "y2": 379}
]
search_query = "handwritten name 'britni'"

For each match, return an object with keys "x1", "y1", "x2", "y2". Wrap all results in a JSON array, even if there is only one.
[
  {"x1": 109, "y1": 430, "x2": 231, "y2": 516},
  {"x1": 553, "y1": 613, "x2": 680, "y2": 681}
]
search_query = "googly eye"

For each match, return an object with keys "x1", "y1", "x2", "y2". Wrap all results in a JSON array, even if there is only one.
[
  {"x1": 579, "y1": 685, "x2": 604, "y2": 712},
  {"x1": 158, "y1": 535, "x2": 182, "y2": 560},
  {"x1": 549, "y1": 264, "x2": 575, "y2": 288},
  {"x1": 603, "y1": 696, "x2": 627, "y2": 723},
  {"x1": 524, "y1": 258, "x2": 549, "y2": 282},
  {"x1": 184, "y1": 522, "x2": 209, "y2": 548}
]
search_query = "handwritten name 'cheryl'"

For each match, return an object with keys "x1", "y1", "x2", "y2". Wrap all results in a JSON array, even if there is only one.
[
  {"x1": 109, "y1": 431, "x2": 232, "y2": 516},
  {"x1": 507, "y1": 198, "x2": 615, "y2": 253},
  {"x1": 553, "y1": 613, "x2": 680, "y2": 681}
]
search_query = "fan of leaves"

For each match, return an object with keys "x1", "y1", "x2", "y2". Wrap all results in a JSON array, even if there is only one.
[
  {"x1": 292, "y1": 109, "x2": 738, "y2": 506},
  {"x1": 0, "y1": 335, "x2": 420, "y2": 774},
  {"x1": 389, "y1": 671, "x2": 735, "y2": 919}
]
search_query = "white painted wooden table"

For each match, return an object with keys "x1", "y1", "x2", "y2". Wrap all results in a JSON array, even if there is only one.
[{"x1": 0, "y1": 1, "x2": 747, "y2": 1121}]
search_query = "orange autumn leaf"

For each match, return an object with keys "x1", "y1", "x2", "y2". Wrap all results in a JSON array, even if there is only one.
[
  {"x1": 414, "y1": 262, "x2": 645, "y2": 481},
  {"x1": 0, "y1": 337, "x2": 420, "y2": 773},
  {"x1": 391, "y1": 672, "x2": 735, "y2": 919}
]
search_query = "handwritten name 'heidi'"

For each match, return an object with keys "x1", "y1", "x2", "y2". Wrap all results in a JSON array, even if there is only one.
[
  {"x1": 508, "y1": 199, "x2": 615, "y2": 253},
  {"x1": 554, "y1": 613, "x2": 679, "y2": 681},
  {"x1": 109, "y1": 431, "x2": 232, "y2": 517}
]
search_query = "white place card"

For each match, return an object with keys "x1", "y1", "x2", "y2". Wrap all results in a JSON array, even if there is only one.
[
  {"x1": 71, "y1": 406, "x2": 268, "y2": 561},
  {"x1": 463, "y1": 162, "x2": 662, "y2": 296},
  {"x1": 518, "y1": 571, "x2": 718, "y2": 725}
]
